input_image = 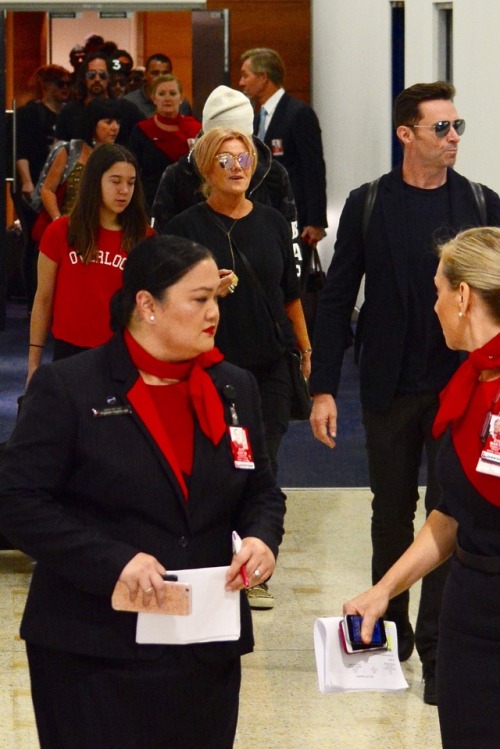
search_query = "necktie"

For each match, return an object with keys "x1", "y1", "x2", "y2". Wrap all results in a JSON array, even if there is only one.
[{"x1": 258, "y1": 107, "x2": 267, "y2": 140}]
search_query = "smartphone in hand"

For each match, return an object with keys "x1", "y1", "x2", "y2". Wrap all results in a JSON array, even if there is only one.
[{"x1": 340, "y1": 615, "x2": 387, "y2": 654}]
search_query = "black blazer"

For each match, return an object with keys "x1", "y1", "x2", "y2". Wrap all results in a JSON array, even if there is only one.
[
  {"x1": 255, "y1": 92, "x2": 327, "y2": 230},
  {"x1": 0, "y1": 334, "x2": 285, "y2": 660},
  {"x1": 310, "y1": 166, "x2": 500, "y2": 411}
]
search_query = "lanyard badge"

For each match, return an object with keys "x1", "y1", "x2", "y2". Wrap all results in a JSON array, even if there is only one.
[
  {"x1": 476, "y1": 388, "x2": 500, "y2": 478},
  {"x1": 223, "y1": 384, "x2": 255, "y2": 470}
]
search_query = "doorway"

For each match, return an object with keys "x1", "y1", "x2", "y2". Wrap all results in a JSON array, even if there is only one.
[{"x1": 0, "y1": 5, "x2": 229, "y2": 325}]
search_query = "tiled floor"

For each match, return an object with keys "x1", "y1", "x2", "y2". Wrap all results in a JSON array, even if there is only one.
[{"x1": 0, "y1": 489, "x2": 441, "y2": 748}]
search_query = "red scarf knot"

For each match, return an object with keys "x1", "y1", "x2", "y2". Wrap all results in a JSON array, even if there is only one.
[
  {"x1": 433, "y1": 331, "x2": 500, "y2": 439},
  {"x1": 124, "y1": 329, "x2": 226, "y2": 445}
]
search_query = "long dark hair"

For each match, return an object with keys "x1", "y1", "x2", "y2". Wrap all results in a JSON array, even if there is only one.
[
  {"x1": 110, "y1": 234, "x2": 214, "y2": 330},
  {"x1": 67, "y1": 144, "x2": 149, "y2": 263},
  {"x1": 73, "y1": 52, "x2": 111, "y2": 102}
]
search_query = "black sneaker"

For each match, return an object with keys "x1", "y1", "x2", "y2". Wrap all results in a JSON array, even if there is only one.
[
  {"x1": 388, "y1": 616, "x2": 415, "y2": 662},
  {"x1": 423, "y1": 667, "x2": 438, "y2": 706}
]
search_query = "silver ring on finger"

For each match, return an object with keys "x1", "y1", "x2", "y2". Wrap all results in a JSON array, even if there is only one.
[{"x1": 253, "y1": 569, "x2": 261, "y2": 578}]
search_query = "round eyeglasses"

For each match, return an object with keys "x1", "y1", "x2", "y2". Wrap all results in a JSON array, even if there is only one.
[
  {"x1": 411, "y1": 119, "x2": 466, "y2": 138},
  {"x1": 214, "y1": 152, "x2": 254, "y2": 170}
]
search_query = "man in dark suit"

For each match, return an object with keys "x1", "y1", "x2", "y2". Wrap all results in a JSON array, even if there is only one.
[
  {"x1": 309, "y1": 81, "x2": 500, "y2": 705},
  {"x1": 239, "y1": 47, "x2": 327, "y2": 274}
]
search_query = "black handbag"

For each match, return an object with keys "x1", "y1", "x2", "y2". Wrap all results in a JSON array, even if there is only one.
[
  {"x1": 301, "y1": 244, "x2": 325, "y2": 339},
  {"x1": 230, "y1": 238, "x2": 312, "y2": 421}
]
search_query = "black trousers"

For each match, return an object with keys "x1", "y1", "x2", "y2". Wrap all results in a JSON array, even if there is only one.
[
  {"x1": 362, "y1": 392, "x2": 449, "y2": 668},
  {"x1": 27, "y1": 642, "x2": 241, "y2": 749},
  {"x1": 248, "y1": 355, "x2": 292, "y2": 478},
  {"x1": 11, "y1": 190, "x2": 39, "y2": 311},
  {"x1": 437, "y1": 562, "x2": 500, "y2": 747}
]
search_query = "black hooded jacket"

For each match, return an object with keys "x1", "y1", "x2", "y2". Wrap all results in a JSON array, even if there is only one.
[{"x1": 151, "y1": 135, "x2": 297, "y2": 233}]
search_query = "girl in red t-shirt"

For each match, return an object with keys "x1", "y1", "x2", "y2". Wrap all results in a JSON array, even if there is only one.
[{"x1": 28, "y1": 143, "x2": 153, "y2": 384}]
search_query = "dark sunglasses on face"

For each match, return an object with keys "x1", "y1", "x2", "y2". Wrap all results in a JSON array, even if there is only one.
[
  {"x1": 215, "y1": 152, "x2": 254, "y2": 170},
  {"x1": 85, "y1": 70, "x2": 109, "y2": 81},
  {"x1": 411, "y1": 119, "x2": 466, "y2": 138},
  {"x1": 54, "y1": 80, "x2": 72, "y2": 89}
]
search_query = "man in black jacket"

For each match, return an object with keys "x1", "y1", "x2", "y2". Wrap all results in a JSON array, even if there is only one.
[
  {"x1": 309, "y1": 81, "x2": 500, "y2": 705},
  {"x1": 152, "y1": 85, "x2": 302, "y2": 277},
  {"x1": 239, "y1": 47, "x2": 327, "y2": 273}
]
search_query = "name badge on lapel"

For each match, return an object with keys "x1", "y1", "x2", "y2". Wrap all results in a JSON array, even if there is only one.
[
  {"x1": 92, "y1": 396, "x2": 133, "y2": 418},
  {"x1": 271, "y1": 139, "x2": 284, "y2": 157}
]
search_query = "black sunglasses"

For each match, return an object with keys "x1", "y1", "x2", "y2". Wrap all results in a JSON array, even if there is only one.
[
  {"x1": 85, "y1": 70, "x2": 109, "y2": 81},
  {"x1": 411, "y1": 119, "x2": 466, "y2": 138},
  {"x1": 54, "y1": 80, "x2": 72, "y2": 89}
]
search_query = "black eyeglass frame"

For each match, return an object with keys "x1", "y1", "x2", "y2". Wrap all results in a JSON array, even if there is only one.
[{"x1": 411, "y1": 119, "x2": 466, "y2": 138}]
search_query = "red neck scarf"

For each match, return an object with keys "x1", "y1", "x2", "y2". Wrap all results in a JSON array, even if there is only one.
[
  {"x1": 124, "y1": 329, "x2": 226, "y2": 445},
  {"x1": 433, "y1": 332, "x2": 500, "y2": 438},
  {"x1": 433, "y1": 331, "x2": 500, "y2": 507},
  {"x1": 138, "y1": 114, "x2": 201, "y2": 162}
]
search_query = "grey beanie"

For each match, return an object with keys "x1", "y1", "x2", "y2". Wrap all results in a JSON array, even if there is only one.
[{"x1": 202, "y1": 85, "x2": 254, "y2": 135}]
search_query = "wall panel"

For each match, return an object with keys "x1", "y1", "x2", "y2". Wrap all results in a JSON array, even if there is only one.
[{"x1": 207, "y1": 0, "x2": 311, "y2": 102}]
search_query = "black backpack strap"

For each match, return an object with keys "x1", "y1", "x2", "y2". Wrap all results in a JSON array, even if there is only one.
[
  {"x1": 468, "y1": 179, "x2": 487, "y2": 224},
  {"x1": 362, "y1": 177, "x2": 380, "y2": 245}
]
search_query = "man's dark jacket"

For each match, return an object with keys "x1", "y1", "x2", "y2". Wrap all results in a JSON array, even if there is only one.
[
  {"x1": 310, "y1": 166, "x2": 500, "y2": 411},
  {"x1": 256, "y1": 92, "x2": 327, "y2": 231}
]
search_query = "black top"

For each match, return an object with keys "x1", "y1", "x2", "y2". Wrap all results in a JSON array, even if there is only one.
[
  {"x1": 16, "y1": 100, "x2": 58, "y2": 183},
  {"x1": 398, "y1": 181, "x2": 455, "y2": 392},
  {"x1": 166, "y1": 202, "x2": 300, "y2": 369}
]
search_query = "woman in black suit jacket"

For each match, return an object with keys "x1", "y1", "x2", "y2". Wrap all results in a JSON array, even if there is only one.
[{"x1": 0, "y1": 235, "x2": 285, "y2": 749}]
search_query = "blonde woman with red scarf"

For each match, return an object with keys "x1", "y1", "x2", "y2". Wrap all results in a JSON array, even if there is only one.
[
  {"x1": 128, "y1": 74, "x2": 201, "y2": 211},
  {"x1": 343, "y1": 226, "x2": 500, "y2": 747}
]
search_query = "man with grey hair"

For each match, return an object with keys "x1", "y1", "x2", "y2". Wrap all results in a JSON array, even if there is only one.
[{"x1": 239, "y1": 47, "x2": 327, "y2": 270}]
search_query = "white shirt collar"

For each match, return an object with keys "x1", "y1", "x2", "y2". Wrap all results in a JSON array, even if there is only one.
[{"x1": 262, "y1": 87, "x2": 285, "y2": 117}]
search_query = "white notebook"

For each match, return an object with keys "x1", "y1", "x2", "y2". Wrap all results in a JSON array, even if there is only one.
[
  {"x1": 136, "y1": 566, "x2": 240, "y2": 645},
  {"x1": 314, "y1": 616, "x2": 409, "y2": 694}
]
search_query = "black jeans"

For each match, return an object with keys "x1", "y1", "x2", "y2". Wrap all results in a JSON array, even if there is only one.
[
  {"x1": 362, "y1": 392, "x2": 449, "y2": 668},
  {"x1": 247, "y1": 355, "x2": 292, "y2": 477}
]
